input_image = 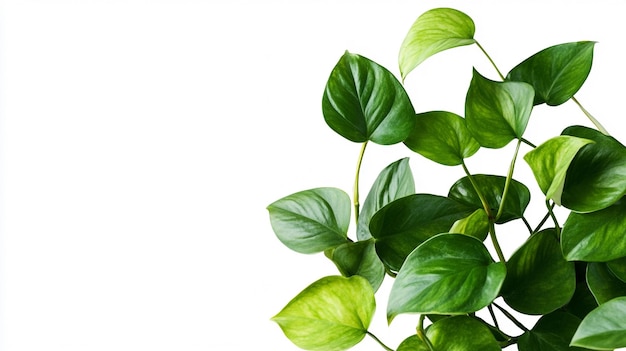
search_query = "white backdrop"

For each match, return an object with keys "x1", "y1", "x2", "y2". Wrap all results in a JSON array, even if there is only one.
[{"x1": 1, "y1": 0, "x2": 625, "y2": 350}]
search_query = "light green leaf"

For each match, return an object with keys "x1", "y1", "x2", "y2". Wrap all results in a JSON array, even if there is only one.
[
  {"x1": 571, "y1": 296, "x2": 626, "y2": 350},
  {"x1": 587, "y1": 262, "x2": 626, "y2": 305},
  {"x1": 524, "y1": 135, "x2": 594, "y2": 205},
  {"x1": 397, "y1": 335, "x2": 430, "y2": 351},
  {"x1": 387, "y1": 234, "x2": 505, "y2": 321},
  {"x1": 267, "y1": 187, "x2": 350, "y2": 254},
  {"x1": 449, "y1": 208, "x2": 489, "y2": 241},
  {"x1": 518, "y1": 311, "x2": 589, "y2": 351},
  {"x1": 322, "y1": 51, "x2": 415, "y2": 145},
  {"x1": 271, "y1": 275, "x2": 375, "y2": 351},
  {"x1": 507, "y1": 41, "x2": 596, "y2": 106},
  {"x1": 404, "y1": 111, "x2": 480, "y2": 166},
  {"x1": 357, "y1": 158, "x2": 414, "y2": 240},
  {"x1": 426, "y1": 316, "x2": 501, "y2": 350},
  {"x1": 399, "y1": 8, "x2": 476, "y2": 80},
  {"x1": 466, "y1": 69, "x2": 535, "y2": 148},
  {"x1": 329, "y1": 240, "x2": 385, "y2": 292}
]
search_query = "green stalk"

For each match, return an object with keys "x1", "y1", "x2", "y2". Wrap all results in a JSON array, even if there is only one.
[
  {"x1": 461, "y1": 161, "x2": 493, "y2": 218},
  {"x1": 417, "y1": 315, "x2": 435, "y2": 351},
  {"x1": 495, "y1": 139, "x2": 522, "y2": 221},
  {"x1": 489, "y1": 221, "x2": 506, "y2": 263},
  {"x1": 366, "y1": 331, "x2": 394, "y2": 351},
  {"x1": 492, "y1": 302, "x2": 529, "y2": 332},
  {"x1": 572, "y1": 96, "x2": 610, "y2": 135},
  {"x1": 354, "y1": 141, "x2": 368, "y2": 225},
  {"x1": 546, "y1": 200, "x2": 561, "y2": 238},
  {"x1": 476, "y1": 41, "x2": 505, "y2": 80}
]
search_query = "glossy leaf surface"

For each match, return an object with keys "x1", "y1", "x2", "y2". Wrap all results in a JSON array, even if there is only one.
[
  {"x1": 449, "y1": 208, "x2": 489, "y2": 241},
  {"x1": 404, "y1": 111, "x2": 480, "y2": 166},
  {"x1": 369, "y1": 194, "x2": 474, "y2": 272},
  {"x1": 507, "y1": 41, "x2": 595, "y2": 105},
  {"x1": 272, "y1": 276, "x2": 375, "y2": 351},
  {"x1": 426, "y1": 316, "x2": 501, "y2": 350},
  {"x1": 387, "y1": 234, "x2": 505, "y2": 321},
  {"x1": 267, "y1": 187, "x2": 350, "y2": 254},
  {"x1": 587, "y1": 262, "x2": 626, "y2": 305},
  {"x1": 329, "y1": 240, "x2": 385, "y2": 292},
  {"x1": 466, "y1": 69, "x2": 534, "y2": 148},
  {"x1": 501, "y1": 229, "x2": 576, "y2": 315},
  {"x1": 396, "y1": 335, "x2": 430, "y2": 351},
  {"x1": 518, "y1": 311, "x2": 587, "y2": 351},
  {"x1": 399, "y1": 7, "x2": 475, "y2": 80},
  {"x1": 571, "y1": 296, "x2": 626, "y2": 349},
  {"x1": 608, "y1": 257, "x2": 626, "y2": 283},
  {"x1": 357, "y1": 158, "x2": 414, "y2": 240},
  {"x1": 322, "y1": 52, "x2": 415, "y2": 145}
]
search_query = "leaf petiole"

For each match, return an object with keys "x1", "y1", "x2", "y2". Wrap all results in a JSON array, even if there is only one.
[
  {"x1": 354, "y1": 141, "x2": 368, "y2": 225},
  {"x1": 366, "y1": 331, "x2": 394, "y2": 351},
  {"x1": 475, "y1": 41, "x2": 505, "y2": 80}
]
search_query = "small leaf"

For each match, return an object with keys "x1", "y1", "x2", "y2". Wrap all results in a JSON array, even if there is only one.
[
  {"x1": 397, "y1": 335, "x2": 430, "y2": 351},
  {"x1": 587, "y1": 262, "x2": 626, "y2": 305},
  {"x1": 322, "y1": 51, "x2": 415, "y2": 145},
  {"x1": 399, "y1": 8, "x2": 476, "y2": 80},
  {"x1": 404, "y1": 111, "x2": 480, "y2": 166},
  {"x1": 465, "y1": 69, "x2": 535, "y2": 148},
  {"x1": 357, "y1": 158, "x2": 414, "y2": 240},
  {"x1": 449, "y1": 208, "x2": 489, "y2": 241},
  {"x1": 523, "y1": 135, "x2": 594, "y2": 205},
  {"x1": 426, "y1": 316, "x2": 501, "y2": 351},
  {"x1": 329, "y1": 240, "x2": 385, "y2": 292},
  {"x1": 608, "y1": 257, "x2": 626, "y2": 283},
  {"x1": 571, "y1": 296, "x2": 626, "y2": 350},
  {"x1": 518, "y1": 311, "x2": 588, "y2": 351},
  {"x1": 387, "y1": 234, "x2": 505, "y2": 321},
  {"x1": 271, "y1": 276, "x2": 375, "y2": 351},
  {"x1": 267, "y1": 188, "x2": 350, "y2": 254},
  {"x1": 507, "y1": 41, "x2": 596, "y2": 106},
  {"x1": 501, "y1": 229, "x2": 576, "y2": 315}
]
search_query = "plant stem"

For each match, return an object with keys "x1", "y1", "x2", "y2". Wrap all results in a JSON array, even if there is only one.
[
  {"x1": 546, "y1": 200, "x2": 561, "y2": 238},
  {"x1": 461, "y1": 161, "x2": 493, "y2": 218},
  {"x1": 521, "y1": 138, "x2": 536, "y2": 148},
  {"x1": 521, "y1": 217, "x2": 533, "y2": 235},
  {"x1": 489, "y1": 221, "x2": 506, "y2": 263},
  {"x1": 417, "y1": 315, "x2": 435, "y2": 351},
  {"x1": 488, "y1": 304, "x2": 500, "y2": 329},
  {"x1": 571, "y1": 96, "x2": 609, "y2": 135},
  {"x1": 366, "y1": 331, "x2": 394, "y2": 351},
  {"x1": 476, "y1": 41, "x2": 505, "y2": 80},
  {"x1": 495, "y1": 139, "x2": 522, "y2": 221},
  {"x1": 354, "y1": 141, "x2": 368, "y2": 226},
  {"x1": 533, "y1": 201, "x2": 555, "y2": 233},
  {"x1": 492, "y1": 302, "x2": 529, "y2": 332}
]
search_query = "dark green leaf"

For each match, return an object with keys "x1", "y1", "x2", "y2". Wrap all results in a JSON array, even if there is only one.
[
  {"x1": 562, "y1": 262, "x2": 599, "y2": 320},
  {"x1": 404, "y1": 111, "x2": 480, "y2": 166},
  {"x1": 608, "y1": 257, "x2": 626, "y2": 283},
  {"x1": 426, "y1": 316, "x2": 501, "y2": 350},
  {"x1": 329, "y1": 240, "x2": 385, "y2": 292},
  {"x1": 571, "y1": 296, "x2": 626, "y2": 349},
  {"x1": 322, "y1": 51, "x2": 415, "y2": 145},
  {"x1": 357, "y1": 158, "x2": 414, "y2": 240},
  {"x1": 465, "y1": 69, "x2": 535, "y2": 148},
  {"x1": 507, "y1": 41, "x2": 595, "y2": 106},
  {"x1": 267, "y1": 187, "x2": 350, "y2": 254},
  {"x1": 518, "y1": 311, "x2": 589, "y2": 351},
  {"x1": 271, "y1": 276, "x2": 375, "y2": 351},
  {"x1": 501, "y1": 228, "x2": 576, "y2": 315},
  {"x1": 587, "y1": 262, "x2": 626, "y2": 305},
  {"x1": 448, "y1": 174, "x2": 531, "y2": 223},
  {"x1": 449, "y1": 208, "x2": 489, "y2": 241},
  {"x1": 399, "y1": 7, "x2": 475, "y2": 80},
  {"x1": 369, "y1": 194, "x2": 474, "y2": 272},
  {"x1": 387, "y1": 234, "x2": 505, "y2": 320}
]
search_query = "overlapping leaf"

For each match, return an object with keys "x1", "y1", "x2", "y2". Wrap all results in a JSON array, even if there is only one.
[
  {"x1": 328, "y1": 240, "x2": 385, "y2": 292},
  {"x1": 518, "y1": 311, "x2": 587, "y2": 351},
  {"x1": 449, "y1": 208, "x2": 489, "y2": 241},
  {"x1": 608, "y1": 257, "x2": 626, "y2": 283},
  {"x1": 587, "y1": 262, "x2": 626, "y2": 305},
  {"x1": 571, "y1": 296, "x2": 626, "y2": 350},
  {"x1": 426, "y1": 316, "x2": 501, "y2": 350}
]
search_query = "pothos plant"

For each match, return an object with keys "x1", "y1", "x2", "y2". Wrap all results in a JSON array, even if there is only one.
[{"x1": 267, "y1": 7, "x2": 626, "y2": 351}]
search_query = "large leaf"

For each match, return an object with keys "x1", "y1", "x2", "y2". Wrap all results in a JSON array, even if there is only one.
[
  {"x1": 571, "y1": 296, "x2": 626, "y2": 350},
  {"x1": 267, "y1": 187, "x2": 350, "y2": 253},
  {"x1": 465, "y1": 69, "x2": 535, "y2": 148},
  {"x1": 524, "y1": 135, "x2": 594, "y2": 205},
  {"x1": 448, "y1": 174, "x2": 531, "y2": 224},
  {"x1": 507, "y1": 41, "x2": 595, "y2": 106},
  {"x1": 587, "y1": 262, "x2": 626, "y2": 305},
  {"x1": 518, "y1": 311, "x2": 589, "y2": 351},
  {"x1": 369, "y1": 194, "x2": 474, "y2": 272},
  {"x1": 398, "y1": 7, "x2": 475, "y2": 80},
  {"x1": 608, "y1": 257, "x2": 626, "y2": 283},
  {"x1": 449, "y1": 208, "x2": 489, "y2": 241},
  {"x1": 387, "y1": 234, "x2": 505, "y2": 321},
  {"x1": 501, "y1": 228, "x2": 576, "y2": 315},
  {"x1": 271, "y1": 275, "x2": 375, "y2": 351},
  {"x1": 561, "y1": 126, "x2": 626, "y2": 212},
  {"x1": 562, "y1": 198, "x2": 626, "y2": 262},
  {"x1": 426, "y1": 316, "x2": 501, "y2": 350},
  {"x1": 328, "y1": 240, "x2": 385, "y2": 292},
  {"x1": 357, "y1": 158, "x2": 414, "y2": 240},
  {"x1": 404, "y1": 111, "x2": 480, "y2": 166},
  {"x1": 322, "y1": 51, "x2": 415, "y2": 145}
]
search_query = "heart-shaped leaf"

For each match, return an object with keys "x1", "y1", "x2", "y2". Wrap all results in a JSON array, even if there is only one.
[
  {"x1": 507, "y1": 41, "x2": 595, "y2": 106},
  {"x1": 523, "y1": 135, "x2": 594, "y2": 205},
  {"x1": 322, "y1": 51, "x2": 415, "y2": 145},
  {"x1": 587, "y1": 262, "x2": 626, "y2": 305},
  {"x1": 328, "y1": 240, "x2": 385, "y2": 292},
  {"x1": 608, "y1": 257, "x2": 626, "y2": 283},
  {"x1": 387, "y1": 234, "x2": 505, "y2": 321},
  {"x1": 425, "y1": 316, "x2": 501, "y2": 350},
  {"x1": 357, "y1": 158, "x2": 414, "y2": 240},
  {"x1": 271, "y1": 275, "x2": 375, "y2": 351},
  {"x1": 369, "y1": 194, "x2": 474, "y2": 272},
  {"x1": 267, "y1": 187, "x2": 350, "y2": 254},
  {"x1": 449, "y1": 208, "x2": 489, "y2": 241},
  {"x1": 562, "y1": 198, "x2": 626, "y2": 262},
  {"x1": 465, "y1": 69, "x2": 535, "y2": 148},
  {"x1": 404, "y1": 111, "x2": 480, "y2": 166},
  {"x1": 571, "y1": 296, "x2": 626, "y2": 350},
  {"x1": 518, "y1": 311, "x2": 587, "y2": 351},
  {"x1": 501, "y1": 228, "x2": 576, "y2": 315},
  {"x1": 399, "y1": 8, "x2": 476, "y2": 80}
]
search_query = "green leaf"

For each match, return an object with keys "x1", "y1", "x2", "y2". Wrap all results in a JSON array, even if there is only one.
[
  {"x1": 369, "y1": 194, "x2": 474, "y2": 272},
  {"x1": 562, "y1": 198, "x2": 626, "y2": 262},
  {"x1": 271, "y1": 275, "x2": 375, "y2": 351},
  {"x1": 561, "y1": 126, "x2": 626, "y2": 213},
  {"x1": 608, "y1": 257, "x2": 626, "y2": 283},
  {"x1": 518, "y1": 311, "x2": 589, "y2": 351},
  {"x1": 448, "y1": 174, "x2": 531, "y2": 224},
  {"x1": 357, "y1": 158, "x2": 414, "y2": 240},
  {"x1": 329, "y1": 240, "x2": 385, "y2": 292},
  {"x1": 523, "y1": 135, "x2": 595, "y2": 205},
  {"x1": 449, "y1": 208, "x2": 489, "y2": 241},
  {"x1": 322, "y1": 51, "x2": 415, "y2": 145},
  {"x1": 562, "y1": 262, "x2": 599, "y2": 320},
  {"x1": 507, "y1": 41, "x2": 596, "y2": 106},
  {"x1": 399, "y1": 8, "x2": 476, "y2": 80},
  {"x1": 267, "y1": 188, "x2": 350, "y2": 254},
  {"x1": 465, "y1": 69, "x2": 535, "y2": 148},
  {"x1": 404, "y1": 111, "x2": 480, "y2": 166},
  {"x1": 501, "y1": 228, "x2": 576, "y2": 315},
  {"x1": 587, "y1": 262, "x2": 626, "y2": 305},
  {"x1": 387, "y1": 234, "x2": 505, "y2": 321},
  {"x1": 425, "y1": 316, "x2": 501, "y2": 350},
  {"x1": 571, "y1": 296, "x2": 626, "y2": 350},
  {"x1": 397, "y1": 335, "x2": 430, "y2": 351}
]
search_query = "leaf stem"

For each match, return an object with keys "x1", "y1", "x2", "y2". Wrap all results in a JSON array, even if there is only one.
[
  {"x1": 495, "y1": 139, "x2": 522, "y2": 221},
  {"x1": 571, "y1": 96, "x2": 609, "y2": 135},
  {"x1": 488, "y1": 304, "x2": 500, "y2": 329},
  {"x1": 461, "y1": 161, "x2": 493, "y2": 218},
  {"x1": 533, "y1": 202, "x2": 555, "y2": 234},
  {"x1": 489, "y1": 221, "x2": 506, "y2": 263},
  {"x1": 546, "y1": 200, "x2": 561, "y2": 238},
  {"x1": 417, "y1": 315, "x2": 435, "y2": 351},
  {"x1": 521, "y1": 217, "x2": 533, "y2": 235},
  {"x1": 492, "y1": 302, "x2": 529, "y2": 332},
  {"x1": 476, "y1": 41, "x2": 505, "y2": 80},
  {"x1": 354, "y1": 141, "x2": 368, "y2": 225},
  {"x1": 366, "y1": 331, "x2": 394, "y2": 351}
]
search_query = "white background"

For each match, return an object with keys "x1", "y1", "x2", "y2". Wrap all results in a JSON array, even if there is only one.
[{"x1": 1, "y1": 0, "x2": 625, "y2": 350}]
